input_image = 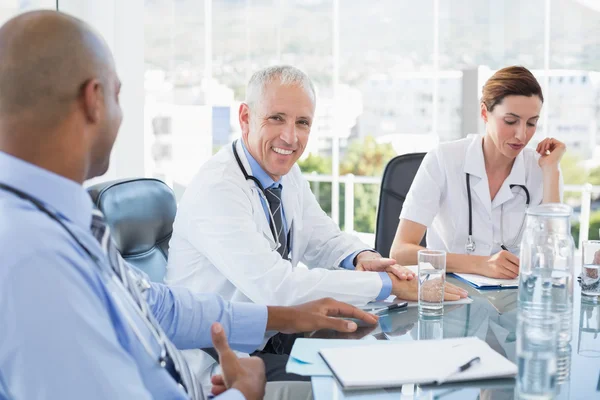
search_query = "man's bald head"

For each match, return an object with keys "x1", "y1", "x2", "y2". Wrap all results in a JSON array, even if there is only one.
[
  {"x1": 0, "y1": 10, "x2": 123, "y2": 182},
  {"x1": 0, "y1": 10, "x2": 115, "y2": 127}
]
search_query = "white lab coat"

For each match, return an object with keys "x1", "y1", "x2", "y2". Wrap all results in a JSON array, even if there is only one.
[
  {"x1": 165, "y1": 140, "x2": 384, "y2": 306},
  {"x1": 167, "y1": 141, "x2": 385, "y2": 388},
  {"x1": 400, "y1": 135, "x2": 563, "y2": 256}
]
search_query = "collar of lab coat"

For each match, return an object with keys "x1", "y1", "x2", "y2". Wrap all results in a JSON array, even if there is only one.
[
  {"x1": 463, "y1": 135, "x2": 527, "y2": 215},
  {"x1": 233, "y1": 140, "x2": 302, "y2": 237},
  {"x1": 240, "y1": 140, "x2": 280, "y2": 190}
]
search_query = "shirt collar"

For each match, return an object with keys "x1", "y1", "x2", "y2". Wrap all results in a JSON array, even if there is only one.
[
  {"x1": 463, "y1": 135, "x2": 526, "y2": 185},
  {"x1": 241, "y1": 141, "x2": 281, "y2": 189},
  {"x1": 0, "y1": 151, "x2": 93, "y2": 229}
]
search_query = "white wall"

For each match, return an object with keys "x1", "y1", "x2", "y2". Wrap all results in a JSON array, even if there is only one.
[{"x1": 59, "y1": 0, "x2": 146, "y2": 183}]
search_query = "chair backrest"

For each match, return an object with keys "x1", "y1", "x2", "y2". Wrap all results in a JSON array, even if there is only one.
[
  {"x1": 87, "y1": 178, "x2": 177, "y2": 282},
  {"x1": 375, "y1": 153, "x2": 427, "y2": 257}
]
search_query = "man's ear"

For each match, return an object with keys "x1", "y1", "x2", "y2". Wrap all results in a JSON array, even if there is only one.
[
  {"x1": 80, "y1": 78, "x2": 102, "y2": 123},
  {"x1": 239, "y1": 103, "x2": 251, "y2": 140}
]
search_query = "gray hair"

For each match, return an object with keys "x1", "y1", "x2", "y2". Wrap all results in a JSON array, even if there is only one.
[{"x1": 245, "y1": 65, "x2": 316, "y2": 111}]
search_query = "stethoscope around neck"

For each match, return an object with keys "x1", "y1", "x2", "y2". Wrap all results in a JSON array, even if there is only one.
[
  {"x1": 0, "y1": 182, "x2": 190, "y2": 393},
  {"x1": 231, "y1": 140, "x2": 289, "y2": 255},
  {"x1": 465, "y1": 173, "x2": 531, "y2": 254}
]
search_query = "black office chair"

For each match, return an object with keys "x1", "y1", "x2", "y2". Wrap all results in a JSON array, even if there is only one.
[
  {"x1": 87, "y1": 178, "x2": 177, "y2": 282},
  {"x1": 375, "y1": 153, "x2": 427, "y2": 258}
]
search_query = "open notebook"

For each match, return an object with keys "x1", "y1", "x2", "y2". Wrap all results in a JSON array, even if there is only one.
[
  {"x1": 451, "y1": 273, "x2": 518, "y2": 290},
  {"x1": 319, "y1": 337, "x2": 517, "y2": 390}
]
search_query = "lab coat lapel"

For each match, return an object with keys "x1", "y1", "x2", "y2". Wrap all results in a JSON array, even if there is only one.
[
  {"x1": 282, "y1": 172, "x2": 302, "y2": 263},
  {"x1": 233, "y1": 140, "x2": 274, "y2": 241},
  {"x1": 492, "y1": 152, "x2": 526, "y2": 209},
  {"x1": 464, "y1": 136, "x2": 492, "y2": 217}
]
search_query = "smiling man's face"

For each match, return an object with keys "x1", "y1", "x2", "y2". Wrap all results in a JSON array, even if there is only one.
[{"x1": 240, "y1": 79, "x2": 315, "y2": 181}]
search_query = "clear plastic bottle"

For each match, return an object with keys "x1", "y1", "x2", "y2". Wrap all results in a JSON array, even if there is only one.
[{"x1": 518, "y1": 203, "x2": 575, "y2": 347}]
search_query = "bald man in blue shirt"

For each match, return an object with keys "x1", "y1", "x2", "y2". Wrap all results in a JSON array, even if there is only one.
[{"x1": 0, "y1": 10, "x2": 377, "y2": 400}]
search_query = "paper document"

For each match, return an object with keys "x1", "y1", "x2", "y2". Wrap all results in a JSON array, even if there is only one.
[
  {"x1": 401, "y1": 265, "x2": 518, "y2": 289},
  {"x1": 319, "y1": 337, "x2": 517, "y2": 390},
  {"x1": 286, "y1": 338, "x2": 389, "y2": 376},
  {"x1": 452, "y1": 273, "x2": 518, "y2": 289}
]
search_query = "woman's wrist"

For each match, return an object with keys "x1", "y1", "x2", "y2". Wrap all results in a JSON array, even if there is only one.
[{"x1": 541, "y1": 164, "x2": 560, "y2": 176}]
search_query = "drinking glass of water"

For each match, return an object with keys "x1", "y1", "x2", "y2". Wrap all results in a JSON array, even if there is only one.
[
  {"x1": 418, "y1": 250, "x2": 446, "y2": 317},
  {"x1": 577, "y1": 296, "x2": 600, "y2": 358},
  {"x1": 581, "y1": 240, "x2": 600, "y2": 297},
  {"x1": 516, "y1": 311, "x2": 559, "y2": 399},
  {"x1": 417, "y1": 316, "x2": 443, "y2": 340}
]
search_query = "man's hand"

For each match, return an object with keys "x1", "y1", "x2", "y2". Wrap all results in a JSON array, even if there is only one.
[
  {"x1": 479, "y1": 250, "x2": 519, "y2": 279},
  {"x1": 355, "y1": 251, "x2": 415, "y2": 280},
  {"x1": 388, "y1": 270, "x2": 468, "y2": 301},
  {"x1": 210, "y1": 323, "x2": 266, "y2": 400},
  {"x1": 266, "y1": 298, "x2": 379, "y2": 334},
  {"x1": 592, "y1": 250, "x2": 600, "y2": 266},
  {"x1": 309, "y1": 324, "x2": 378, "y2": 340}
]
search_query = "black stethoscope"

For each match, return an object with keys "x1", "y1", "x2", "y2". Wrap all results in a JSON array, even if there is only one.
[
  {"x1": 465, "y1": 173, "x2": 530, "y2": 253},
  {"x1": 0, "y1": 182, "x2": 190, "y2": 393},
  {"x1": 231, "y1": 140, "x2": 291, "y2": 257}
]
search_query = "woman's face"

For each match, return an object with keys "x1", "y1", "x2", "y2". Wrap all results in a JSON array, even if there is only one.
[{"x1": 482, "y1": 94, "x2": 543, "y2": 159}]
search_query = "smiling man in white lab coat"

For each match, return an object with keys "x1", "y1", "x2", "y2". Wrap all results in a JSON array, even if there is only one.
[{"x1": 166, "y1": 65, "x2": 467, "y2": 382}]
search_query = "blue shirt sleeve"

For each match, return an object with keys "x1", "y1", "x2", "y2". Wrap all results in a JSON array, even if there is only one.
[
  {"x1": 123, "y1": 261, "x2": 268, "y2": 354},
  {"x1": 146, "y1": 283, "x2": 268, "y2": 353},
  {"x1": 376, "y1": 272, "x2": 393, "y2": 301},
  {"x1": 339, "y1": 251, "x2": 391, "y2": 300},
  {"x1": 0, "y1": 251, "x2": 154, "y2": 400},
  {"x1": 340, "y1": 249, "x2": 374, "y2": 270}
]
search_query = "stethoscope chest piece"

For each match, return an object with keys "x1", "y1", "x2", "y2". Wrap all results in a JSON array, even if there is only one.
[{"x1": 465, "y1": 235, "x2": 476, "y2": 253}]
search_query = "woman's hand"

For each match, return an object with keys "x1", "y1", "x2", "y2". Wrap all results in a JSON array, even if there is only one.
[
  {"x1": 478, "y1": 250, "x2": 519, "y2": 279},
  {"x1": 537, "y1": 138, "x2": 566, "y2": 172}
]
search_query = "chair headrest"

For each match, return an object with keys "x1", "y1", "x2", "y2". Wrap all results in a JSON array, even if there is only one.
[{"x1": 87, "y1": 178, "x2": 176, "y2": 256}]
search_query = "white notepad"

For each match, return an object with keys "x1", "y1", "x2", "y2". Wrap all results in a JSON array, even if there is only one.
[
  {"x1": 319, "y1": 337, "x2": 517, "y2": 390},
  {"x1": 452, "y1": 273, "x2": 518, "y2": 289}
]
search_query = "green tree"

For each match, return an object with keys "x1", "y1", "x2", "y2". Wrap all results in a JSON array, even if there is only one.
[
  {"x1": 297, "y1": 136, "x2": 396, "y2": 233},
  {"x1": 560, "y1": 153, "x2": 589, "y2": 205},
  {"x1": 587, "y1": 165, "x2": 600, "y2": 186},
  {"x1": 340, "y1": 136, "x2": 396, "y2": 233},
  {"x1": 572, "y1": 209, "x2": 600, "y2": 244},
  {"x1": 298, "y1": 153, "x2": 331, "y2": 174},
  {"x1": 298, "y1": 153, "x2": 333, "y2": 216},
  {"x1": 560, "y1": 153, "x2": 588, "y2": 185}
]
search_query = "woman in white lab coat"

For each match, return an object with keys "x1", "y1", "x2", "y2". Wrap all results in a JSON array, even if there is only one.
[{"x1": 391, "y1": 66, "x2": 565, "y2": 279}]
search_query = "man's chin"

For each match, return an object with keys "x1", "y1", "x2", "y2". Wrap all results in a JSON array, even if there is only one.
[{"x1": 86, "y1": 161, "x2": 110, "y2": 181}]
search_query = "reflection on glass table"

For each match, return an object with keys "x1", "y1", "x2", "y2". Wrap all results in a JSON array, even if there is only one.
[
  {"x1": 578, "y1": 295, "x2": 600, "y2": 359},
  {"x1": 309, "y1": 277, "x2": 600, "y2": 399}
]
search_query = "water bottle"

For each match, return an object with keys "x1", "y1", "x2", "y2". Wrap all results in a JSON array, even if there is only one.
[{"x1": 518, "y1": 203, "x2": 575, "y2": 348}]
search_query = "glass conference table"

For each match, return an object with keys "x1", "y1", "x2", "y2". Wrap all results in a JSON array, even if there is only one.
[{"x1": 309, "y1": 273, "x2": 600, "y2": 400}]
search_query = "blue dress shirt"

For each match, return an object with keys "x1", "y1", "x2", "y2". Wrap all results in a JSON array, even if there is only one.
[
  {"x1": 0, "y1": 151, "x2": 267, "y2": 400},
  {"x1": 240, "y1": 143, "x2": 392, "y2": 301}
]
